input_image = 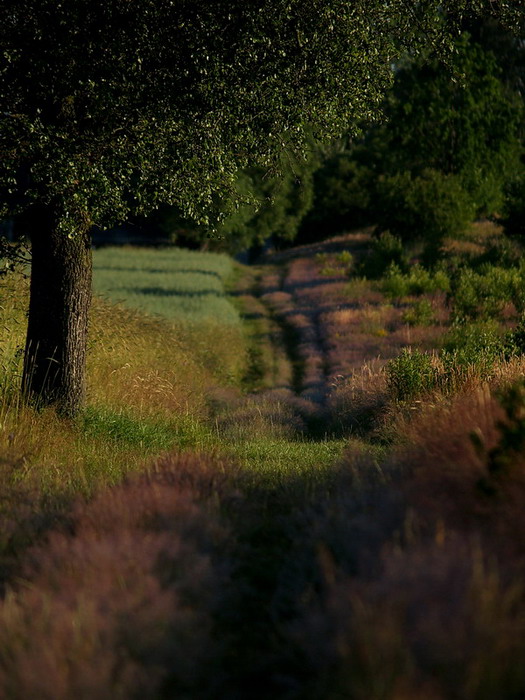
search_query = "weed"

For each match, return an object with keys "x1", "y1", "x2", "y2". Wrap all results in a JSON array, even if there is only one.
[
  {"x1": 402, "y1": 298, "x2": 435, "y2": 327},
  {"x1": 387, "y1": 348, "x2": 436, "y2": 401}
]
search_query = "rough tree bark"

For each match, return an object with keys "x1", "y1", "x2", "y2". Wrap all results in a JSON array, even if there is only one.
[{"x1": 23, "y1": 208, "x2": 92, "y2": 417}]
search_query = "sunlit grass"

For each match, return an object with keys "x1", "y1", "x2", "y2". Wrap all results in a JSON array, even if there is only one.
[
  {"x1": 93, "y1": 246, "x2": 248, "y2": 384},
  {"x1": 227, "y1": 436, "x2": 348, "y2": 485},
  {"x1": 0, "y1": 270, "x2": 222, "y2": 504}
]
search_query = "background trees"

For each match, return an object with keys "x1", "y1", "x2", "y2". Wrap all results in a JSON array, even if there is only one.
[
  {"x1": 300, "y1": 27, "x2": 525, "y2": 251},
  {"x1": 149, "y1": 152, "x2": 319, "y2": 255}
]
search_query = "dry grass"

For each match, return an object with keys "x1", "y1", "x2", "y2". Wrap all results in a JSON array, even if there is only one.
[{"x1": 88, "y1": 296, "x2": 212, "y2": 418}]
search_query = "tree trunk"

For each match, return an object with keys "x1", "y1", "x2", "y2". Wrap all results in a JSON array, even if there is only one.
[{"x1": 23, "y1": 209, "x2": 92, "y2": 417}]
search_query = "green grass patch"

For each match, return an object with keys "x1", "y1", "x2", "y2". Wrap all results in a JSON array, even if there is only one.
[
  {"x1": 80, "y1": 406, "x2": 178, "y2": 450},
  {"x1": 228, "y1": 437, "x2": 348, "y2": 485},
  {"x1": 78, "y1": 405, "x2": 217, "y2": 459}
]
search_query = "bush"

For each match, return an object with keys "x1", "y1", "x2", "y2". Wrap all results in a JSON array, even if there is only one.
[
  {"x1": 359, "y1": 231, "x2": 408, "y2": 279},
  {"x1": 439, "y1": 319, "x2": 506, "y2": 387},
  {"x1": 505, "y1": 314, "x2": 525, "y2": 357},
  {"x1": 315, "y1": 250, "x2": 354, "y2": 276},
  {"x1": 402, "y1": 298, "x2": 435, "y2": 327},
  {"x1": 474, "y1": 231, "x2": 523, "y2": 269},
  {"x1": 381, "y1": 263, "x2": 450, "y2": 300},
  {"x1": 376, "y1": 169, "x2": 476, "y2": 246},
  {"x1": 387, "y1": 348, "x2": 436, "y2": 401},
  {"x1": 452, "y1": 264, "x2": 525, "y2": 319}
]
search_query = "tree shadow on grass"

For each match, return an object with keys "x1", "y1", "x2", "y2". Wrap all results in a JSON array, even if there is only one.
[
  {"x1": 95, "y1": 266, "x2": 222, "y2": 279},
  {"x1": 123, "y1": 286, "x2": 224, "y2": 298}
]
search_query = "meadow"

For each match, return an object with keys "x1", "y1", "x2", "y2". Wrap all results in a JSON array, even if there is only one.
[{"x1": 1, "y1": 230, "x2": 525, "y2": 698}]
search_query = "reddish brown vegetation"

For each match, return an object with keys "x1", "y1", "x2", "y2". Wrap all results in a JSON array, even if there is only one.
[
  {"x1": 285, "y1": 383, "x2": 525, "y2": 699},
  {"x1": 0, "y1": 452, "x2": 239, "y2": 699},
  {"x1": 258, "y1": 233, "x2": 444, "y2": 432}
]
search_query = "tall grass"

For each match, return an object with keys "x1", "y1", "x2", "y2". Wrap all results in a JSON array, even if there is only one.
[
  {"x1": 93, "y1": 245, "x2": 248, "y2": 385},
  {"x1": 0, "y1": 267, "x2": 224, "y2": 585}
]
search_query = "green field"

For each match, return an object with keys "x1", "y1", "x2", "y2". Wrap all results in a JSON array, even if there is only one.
[{"x1": 93, "y1": 245, "x2": 241, "y2": 325}]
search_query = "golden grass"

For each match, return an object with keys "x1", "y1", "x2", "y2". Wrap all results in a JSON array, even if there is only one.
[
  {"x1": 88, "y1": 296, "x2": 212, "y2": 417},
  {"x1": 0, "y1": 272, "x2": 231, "y2": 506}
]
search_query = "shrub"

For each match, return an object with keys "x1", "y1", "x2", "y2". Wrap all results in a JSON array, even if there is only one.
[
  {"x1": 378, "y1": 263, "x2": 409, "y2": 299},
  {"x1": 402, "y1": 298, "x2": 435, "y2": 327},
  {"x1": 442, "y1": 319, "x2": 505, "y2": 359},
  {"x1": 505, "y1": 314, "x2": 525, "y2": 357},
  {"x1": 386, "y1": 348, "x2": 436, "y2": 401},
  {"x1": 474, "y1": 232, "x2": 523, "y2": 269},
  {"x1": 451, "y1": 264, "x2": 525, "y2": 319},
  {"x1": 381, "y1": 263, "x2": 450, "y2": 300},
  {"x1": 376, "y1": 168, "x2": 476, "y2": 246},
  {"x1": 360, "y1": 231, "x2": 408, "y2": 279},
  {"x1": 315, "y1": 250, "x2": 354, "y2": 277},
  {"x1": 438, "y1": 320, "x2": 506, "y2": 389}
]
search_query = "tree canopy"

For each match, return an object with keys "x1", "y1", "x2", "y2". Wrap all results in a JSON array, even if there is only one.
[
  {"x1": 2, "y1": 0, "x2": 521, "y2": 235},
  {"x1": 300, "y1": 24, "x2": 525, "y2": 247}
]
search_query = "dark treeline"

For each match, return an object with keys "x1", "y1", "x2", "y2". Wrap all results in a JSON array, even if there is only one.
[{"x1": 151, "y1": 20, "x2": 524, "y2": 257}]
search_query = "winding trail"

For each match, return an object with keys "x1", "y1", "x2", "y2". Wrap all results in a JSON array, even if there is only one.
[
  {"x1": 230, "y1": 228, "x2": 439, "y2": 440},
  {"x1": 255, "y1": 232, "x2": 374, "y2": 406}
]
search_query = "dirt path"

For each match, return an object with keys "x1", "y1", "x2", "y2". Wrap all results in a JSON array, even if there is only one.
[
  {"x1": 230, "y1": 229, "x2": 444, "y2": 438},
  {"x1": 256, "y1": 232, "x2": 377, "y2": 405}
]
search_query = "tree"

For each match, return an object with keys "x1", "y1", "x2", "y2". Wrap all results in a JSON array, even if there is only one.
[
  {"x1": 151, "y1": 151, "x2": 319, "y2": 254},
  {"x1": 301, "y1": 27, "x2": 525, "y2": 247},
  {"x1": 379, "y1": 34, "x2": 524, "y2": 216},
  {"x1": 0, "y1": 0, "x2": 521, "y2": 415}
]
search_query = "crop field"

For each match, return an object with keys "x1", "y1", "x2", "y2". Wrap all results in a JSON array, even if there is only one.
[{"x1": 93, "y1": 245, "x2": 241, "y2": 325}]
